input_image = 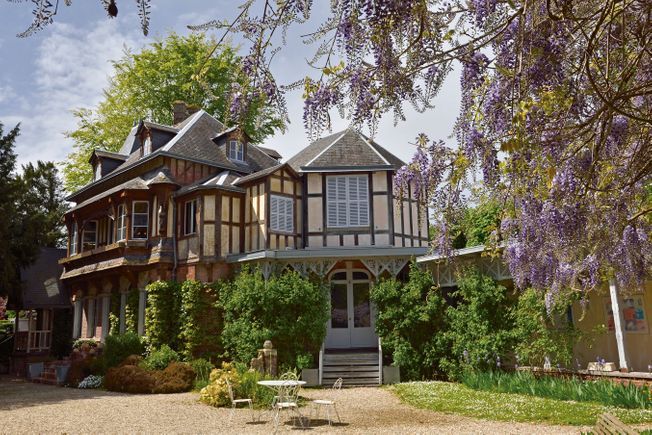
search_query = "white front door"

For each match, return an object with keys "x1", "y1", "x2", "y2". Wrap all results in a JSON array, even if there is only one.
[{"x1": 325, "y1": 269, "x2": 377, "y2": 349}]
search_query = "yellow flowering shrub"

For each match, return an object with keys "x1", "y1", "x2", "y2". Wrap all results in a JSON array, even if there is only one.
[{"x1": 199, "y1": 362, "x2": 240, "y2": 407}]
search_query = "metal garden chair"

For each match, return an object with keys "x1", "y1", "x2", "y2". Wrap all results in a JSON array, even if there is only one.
[
  {"x1": 225, "y1": 378, "x2": 255, "y2": 423},
  {"x1": 311, "y1": 377, "x2": 343, "y2": 426},
  {"x1": 272, "y1": 372, "x2": 305, "y2": 431}
]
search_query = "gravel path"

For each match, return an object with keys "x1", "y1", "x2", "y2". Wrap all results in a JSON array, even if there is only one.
[{"x1": 0, "y1": 377, "x2": 585, "y2": 434}]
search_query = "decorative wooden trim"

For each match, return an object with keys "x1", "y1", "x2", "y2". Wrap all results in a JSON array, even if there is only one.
[
  {"x1": 216, "y1": 194, "x2": 222, "y2": 258},
  {"x1": 229, "y1": 196, "x2": 234, "y2": 254},
  {"x1": 321, "y1": 173, "x2": 327, "y2": 247},
  {"x1": 368, "y1": 172, "x2": 375, "y2": 246},
  {"x1": 265, "y1": 179, "x2": 271, "y2": 250},
  {"x1": 387, "y1": 171, "x2": 395, "y2": 246},
  {"x1": 408, "y1": 183, "x2": 414, "y2": 247}
]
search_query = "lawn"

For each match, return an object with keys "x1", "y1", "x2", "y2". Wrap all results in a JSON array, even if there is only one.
[{"x1": 390, "y1": 381, "x2": 652, "y2": 427}]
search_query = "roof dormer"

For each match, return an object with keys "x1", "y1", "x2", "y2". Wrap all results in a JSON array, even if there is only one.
[
  {"x1": 88, "y1": 149, "x2": 127, "y2": 181},
  {"x1": 227, "y1": 139, "x2": 245, "y2": 162}
]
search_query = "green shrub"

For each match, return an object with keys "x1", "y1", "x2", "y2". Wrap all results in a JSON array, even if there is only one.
[
  {"x1": 152, "y1": 362, "x2": 196, "y2": 393},
  {"x1": 371, "y1": 262, "x2": 448, "y2": 380},
  {"x1": 179, "y1": 280, "x2": 223, "y2": 361},
  {"x1": 199, "y1": 362, "x2": 240, "y2": 407},
  {"x1": 104, "y1": 364, "x2": 156, "y2": 393},
  {"x1": 461, "y1": 370, "x2": 652, "y2": 410},
  {"x1": 124, "y1": 289, "x2": 139, "y2": 334},
  {"x1": 439, "y1": 266, "x2": 516, "y2": 379},
  {"x1": 103, "y1": 332, "x2": 145, "y2": 370},
  {"x1": 189, "y1": 358, "x2": 214, "y2": 390},
  {"x1": 142, "y1": 344, "x2": 179, "y2": 370},
  {"x1": 513, "y1": 288, "x2": 581, "y2": 368},
  {"x1": 145, "y1": 281, "x2": 181, "y2": 351},
  {"x1": 220, "y1": 267, "x2": 329, "y2": 368},
  {"x1": 199, "y1": 362, "x2": 275, "y2": 408}
]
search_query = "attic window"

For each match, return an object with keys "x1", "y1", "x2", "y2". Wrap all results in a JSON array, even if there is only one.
[
  {"x1": 228, "y1": 140, "x2": 244, "y2": 162},
  {"x1": 143, "y1": 137, "x2": 152, "y2": 156}
]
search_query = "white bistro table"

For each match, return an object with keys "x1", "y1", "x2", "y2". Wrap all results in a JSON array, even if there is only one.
[{"x1": 257, "y1": 380, "x2": 307, "y2": 428}]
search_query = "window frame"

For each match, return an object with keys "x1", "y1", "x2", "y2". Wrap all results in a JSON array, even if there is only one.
[
  {"x1": 270, "y1": 194, "x2": 294, "y2": 234},
  {"x1": 94, "y1": 163, "x2": 102, "y2": 181},
  {"x1": 228, "y1": 140, "x2": 244, "y2": 162},
  {"x1": 131, "y1": 200, "x2": 150, "y2": 240},
  {"x1": 326, "y1": 175, "x2": 370, "y2": 228},
  {"x1": 116, "y1": 203, "x2": 127, "y2": 241},
  {"x1": 184, "y1": 198, "x2": 198, "y2": 236},
  {"x1": 70, "y1": 221, "x2": 78, "y2": 255},
  {"x1": 82, "y1": 220, "x2": 98, "y2": 251}
]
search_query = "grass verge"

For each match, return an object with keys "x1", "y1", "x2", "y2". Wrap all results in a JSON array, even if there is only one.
[{"x1": 390, "y1": 381, "x2": 652, "y2": 426}]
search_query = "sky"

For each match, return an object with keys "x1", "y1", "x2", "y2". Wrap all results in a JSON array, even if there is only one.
[{"x1": 0, "y1": 1, "x2": 461, "y2": 177}]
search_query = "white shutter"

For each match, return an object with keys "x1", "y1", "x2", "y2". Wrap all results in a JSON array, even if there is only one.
[
  {"x1": 358, "y1": 176, "x2": 369, "y2": 226},
  {"x1": 327, "y1": 177, "x2": 338, "y2": 227},
  {"x1": 270, "y1": 196, "x2": 279, "y2": 231},
  {"x1": 284, "y1": 197, "x2": 294, "y2": 232}
]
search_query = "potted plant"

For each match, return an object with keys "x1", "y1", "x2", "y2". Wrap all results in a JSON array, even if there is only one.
[{"x1": 298, "y1": 353, "x2": 319, "y2": 386}]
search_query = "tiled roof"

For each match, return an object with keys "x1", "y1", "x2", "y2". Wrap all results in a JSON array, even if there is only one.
[
  {"x1": 234, "y1": 163, "x2": 286, "y2": 185},
  {"x1": 68, "y1": 173, "x2": 152, "y2": 213},
  {"x1": 254, "y1": 145, "x2": 282, "y2": 160},
  {"x1": 176, "y1": 170, "x2": 245, "y2": 195},
  {"x1": 16, "y1": 248, "x2": 69, "y2": 309},
  {"x1": 286, "y1": 128, "x2": 404, "y2": 172},
  {"x1": 92, "y1": 150, "x2": 127, "y2": 161}
]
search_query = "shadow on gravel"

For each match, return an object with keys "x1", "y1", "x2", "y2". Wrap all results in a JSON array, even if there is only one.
[{"x1": 0, "y1": 376, "x2": 129, "y2": 411}]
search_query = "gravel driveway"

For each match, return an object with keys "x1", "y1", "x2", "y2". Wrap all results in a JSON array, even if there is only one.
[{"x1": 0, "y1": 377, "x2": 584, "y2": 434}]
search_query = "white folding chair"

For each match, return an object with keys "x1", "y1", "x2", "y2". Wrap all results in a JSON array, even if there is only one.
[
  {"x1": 226, "y1": 378, "x2": 255, "y2": 422},
  {"x1": 311, "y1": 377, "x2": 342, "y2": 426}
]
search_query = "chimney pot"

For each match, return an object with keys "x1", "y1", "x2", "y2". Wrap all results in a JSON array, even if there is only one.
[{"x1": 172, "y1": 101, "x2": 189, "y2": 125}]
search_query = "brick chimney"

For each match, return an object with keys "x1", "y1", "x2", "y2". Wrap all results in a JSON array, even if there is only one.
[{"x1": 172, "y1": 101, "x2": 189, "y2": 125}]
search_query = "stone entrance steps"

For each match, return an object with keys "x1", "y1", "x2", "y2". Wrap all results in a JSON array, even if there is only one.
[
  {"x1": 322, "y1": 350, "x2": 380, "y2": 386},
  {"x1": 31, "y1": 361, "x2": 70, "y2": 386}
]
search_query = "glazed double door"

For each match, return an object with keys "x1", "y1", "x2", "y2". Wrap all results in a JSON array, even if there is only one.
[{"x1": 325, "y1": 269, "x2": 377, "y2": 349}]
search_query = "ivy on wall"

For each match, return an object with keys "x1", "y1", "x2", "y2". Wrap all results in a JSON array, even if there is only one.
[
  {"x1": 144, "y1": 281, "x2": 181, "y2": 351},
  {"x1": 178, "y1": 280, "x2": 223, "y2": 361}
]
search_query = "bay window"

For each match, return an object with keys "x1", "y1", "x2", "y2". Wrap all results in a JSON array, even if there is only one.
[
  {"x1": 184, "y1": 199, "x2": 198, "y2": 235},
  {"x1": 116, "y1": 204, "x2": 126, "y2": 241},
  {"x1": 82, "y1": 221, "x2": 98, "y2": 251}
]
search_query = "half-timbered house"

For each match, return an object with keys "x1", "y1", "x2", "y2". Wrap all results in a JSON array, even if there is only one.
[{"x1": 61, "y1": 103, "x2": 427, "y2": 382}]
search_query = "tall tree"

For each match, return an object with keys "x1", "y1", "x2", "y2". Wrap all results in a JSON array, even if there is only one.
[
  {"x1": 0, "y1": 122, "x2": 22, "y2": 298},
  {"x1": 62, "y1": 32, "x2": 284, "y2": 192},
  {"x1": 0, "y1": 122, "x2": 68, "y2": 298}
]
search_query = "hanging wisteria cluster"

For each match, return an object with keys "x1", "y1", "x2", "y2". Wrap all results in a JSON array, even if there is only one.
[
  {"x1": 189, "y1": 0, "x2": 651, "y2": 303},
  {"x1": 14, "y1": 0, "x2": 652, "y2": 302}
]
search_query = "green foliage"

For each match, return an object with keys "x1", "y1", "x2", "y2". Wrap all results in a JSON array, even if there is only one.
[
  {"x1": 72, "y1": 339, "x2": 99, "y2": 350},
  {"x1": 371, "y1": 263, "x2": 448, "y2": 380},
  {"x1": 145, "y1": 280, "x2": 181, "y2": 351},
  {"x1": 189, "y1": 358, "x2": 214, "y2": 390},
  {"x1": 391, "y1": 381, "x2": 652, "y2": 426},
  {"x1": 124, "y1": 289, "x2": 139, "y2": 334},
  {"x1": 108, "y1": 313, "x2": 119, "y2": 336},
  {"x1": 513, "y1": 288, "x2": 580, "y2": 367},
  {"x1": 0, "y1": 121, "x2": 67, "y2": 297},
  {"x1": 461, "y1": 371, "x2": 652, "y2": 410},
  {"x1": 103, "y1": 332, "x2": 145, "y2": 370},
  {"x1": 448, "y1": 198, "x2": 502, "y2": 249},
  {"x1": 440, "y1": 267, "x2": 516, "y2": 379},
  {"x1": 220, "y1": 267, "x2": 329, "y2": 368},
  {"x1": 62, "y1": 32, "x2": 283, "y2": 192},
  {"x1": 179, "y1": 280, "x2": 223, "y2": 361},
  {"x1": 199, "y1": 362, "x2": 275, "y2": 409},
  {"x1": 142, "y1": 344, "x2": 180, "y2": 370}
]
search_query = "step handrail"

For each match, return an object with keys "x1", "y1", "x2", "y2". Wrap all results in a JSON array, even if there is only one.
[
  {"x1": 318, "y1": 341, "x2": 324, "y2": 385},
  {"x1": 378, "y1": 337, "x2": 383, "y2": 385}
]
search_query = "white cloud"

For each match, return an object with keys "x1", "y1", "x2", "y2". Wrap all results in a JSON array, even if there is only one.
[{"x1": 2, "y1": 19, "x2": 145, "y2": 167}]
